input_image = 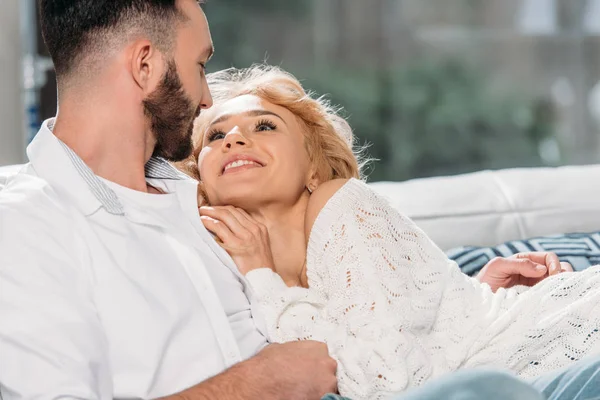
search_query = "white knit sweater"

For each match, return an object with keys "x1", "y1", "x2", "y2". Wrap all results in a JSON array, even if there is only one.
[{"x1": 245, "y1": 179, "x2": 600, "y2": 400}]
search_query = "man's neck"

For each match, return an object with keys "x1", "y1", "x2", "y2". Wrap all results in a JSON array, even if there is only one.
[{"x1": 52, "y1": 92, "x2": 155, "y2": 193}]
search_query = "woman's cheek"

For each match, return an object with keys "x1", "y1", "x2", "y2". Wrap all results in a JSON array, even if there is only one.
[{"x1": 197, "y1": 148, "x2": 211, "y2": 179}]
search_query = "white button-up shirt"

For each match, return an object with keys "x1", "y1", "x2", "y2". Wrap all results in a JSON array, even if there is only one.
[{"x1": 0, "y1": 119, "x2": 268, "y2": 399}]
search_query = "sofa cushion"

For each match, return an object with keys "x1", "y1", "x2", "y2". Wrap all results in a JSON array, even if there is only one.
[
  {"x1": 370, "y1": 165, "x2": 600, "y2": 250},
  {"x1": 447, "y1": 232, "x2": 600, "y2": 276}
]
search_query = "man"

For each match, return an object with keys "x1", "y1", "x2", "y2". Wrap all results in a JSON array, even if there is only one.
[
  {"x1": 1, "y1": 1, "x2": 336, "y2": 398},
  {"x1": 0, "y1": 0, "x2": 595, "y2": 399}
]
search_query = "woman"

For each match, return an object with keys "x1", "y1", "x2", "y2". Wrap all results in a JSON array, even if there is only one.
[{"x1": 181, "y1": 65, "x2": 597, "y2": 400}]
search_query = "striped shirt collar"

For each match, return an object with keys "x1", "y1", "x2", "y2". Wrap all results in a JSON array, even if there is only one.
[{"x1": 29, "y1": 118, "x2": 190, "y2": 216}]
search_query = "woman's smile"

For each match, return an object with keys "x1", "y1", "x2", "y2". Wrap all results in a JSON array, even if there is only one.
[
  {"x1": 222, "y1": 160, "x2": 263, "y2": 175},
  {"x1": 221, "y1": 153, "x2": 266, "y2": 175}
]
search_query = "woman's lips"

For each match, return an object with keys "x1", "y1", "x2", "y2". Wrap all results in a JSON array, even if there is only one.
[{"x1": 222, "y1": 159, "x2": 263, "y2": 175}]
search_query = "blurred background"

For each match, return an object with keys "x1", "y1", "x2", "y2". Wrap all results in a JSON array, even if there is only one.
[{"x1": 2, "y1": 0, "x2": 600, "y2": 182}]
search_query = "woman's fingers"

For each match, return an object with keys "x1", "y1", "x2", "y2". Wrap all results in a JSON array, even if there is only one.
[
  {"x1": 226, "y1": 206, "x2": 258, "y2": 231},
  {"x1": 546, "y1": 253, "x2": 562, "y2": 275},
  {"x1": 229, "y1": 206, "x2": 255, "y2": 225},
  {"x1": 200, "y1": 215, "x2": 234, "y2": 244},
  {"x1": 560, "y1": 262, "x2": 574, "y2": 272},
  {"x1": 199, "y1": 206, "x2": 275, "y2": 275},
  {"x1": 231, "y1": 207, "x2": 267, "y2": 236},
  {"x1": 199, "y1": 206, "x2": 248, "y2": 238},
  {"x1": 513, "y1": 252, "x2": 562, "y2": 275},
  {"x1": 201, "y1": 206, "x2": 266, "y2": 239}
]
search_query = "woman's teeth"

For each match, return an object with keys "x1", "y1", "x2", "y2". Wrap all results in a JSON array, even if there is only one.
[{"x1": 224, "y1": 160, "x2": 261, "y2": 171}]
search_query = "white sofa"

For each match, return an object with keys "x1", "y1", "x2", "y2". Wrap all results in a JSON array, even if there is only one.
[{"x1": 1, "y1": 163, "x2": 599, "y2": 250}]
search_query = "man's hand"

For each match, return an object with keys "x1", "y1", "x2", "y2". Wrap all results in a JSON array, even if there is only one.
[
  {"x1": 476, "y1": 252, "x2": 573, "y2": 293},
  {"x1": 252, "y1": 341, "x2": 338, "y2": 399},
  {"x1": 163, "y1": 341, "x2": 337, "y2": 400}
]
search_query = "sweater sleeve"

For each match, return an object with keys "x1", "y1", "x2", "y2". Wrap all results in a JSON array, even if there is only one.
[{"x1": 245, "y1": 179, "x2": 488, "y2": 399}]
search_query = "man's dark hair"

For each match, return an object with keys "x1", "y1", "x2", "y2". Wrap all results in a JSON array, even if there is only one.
[{"x1": 39, "y1": 0, "x2": 191, "y2": 80}]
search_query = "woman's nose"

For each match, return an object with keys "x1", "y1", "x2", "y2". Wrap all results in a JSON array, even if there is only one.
[{"x1": 223, "y1": 129, "x2": 248, "y2": 149}]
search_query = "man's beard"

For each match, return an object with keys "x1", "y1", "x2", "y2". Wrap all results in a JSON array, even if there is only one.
[{"x1": 143, "y1": 60, "x2": 201, "y2": 161}]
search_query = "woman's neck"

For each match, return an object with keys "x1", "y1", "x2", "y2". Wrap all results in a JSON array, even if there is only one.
[{"x1": 247, "y1": 199, "x2": 310, "y2": 287}]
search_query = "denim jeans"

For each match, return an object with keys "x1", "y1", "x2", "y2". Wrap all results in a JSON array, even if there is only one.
[
  {"x1": 321, "y1": 355, "x2": 600, "y2": 400},
  {"x1": 531, "y1": 355, "x2": 600, "y2": 400}
]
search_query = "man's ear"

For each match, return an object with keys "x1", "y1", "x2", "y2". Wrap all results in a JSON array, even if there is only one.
[{"x1": 130, "y1": 40, "x2": 163, "y2": 94}]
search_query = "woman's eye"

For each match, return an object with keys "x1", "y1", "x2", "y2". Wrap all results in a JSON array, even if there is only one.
[
  {"x1": 256, "y1": 120, "x2": 277, "y2": 132},
  {"x1": 207, "y1": 131, "x2": 225, "y2": 142}
]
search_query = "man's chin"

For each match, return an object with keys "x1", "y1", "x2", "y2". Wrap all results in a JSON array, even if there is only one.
[
  {"x1": 153, "y1": 135, "x2": 194, "y2": 162},
  {"x1": 160, "y1": 145, "x2": 193, "y2": 162}
]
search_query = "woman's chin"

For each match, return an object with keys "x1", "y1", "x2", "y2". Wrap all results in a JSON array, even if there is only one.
[{"x1": 213, "y1": 188, "x2": 265, "y2": 209}]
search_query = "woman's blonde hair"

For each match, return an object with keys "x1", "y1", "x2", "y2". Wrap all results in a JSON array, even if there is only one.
[{"x1": 179, "y1": 64, "x2": 368, "y2": 184}]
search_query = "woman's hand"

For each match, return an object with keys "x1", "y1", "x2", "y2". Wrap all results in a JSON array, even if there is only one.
[
  {"x1": 476, "y1": 252, "x2": 573, "y2": 292},
  {"x1": 199, "y1": 206, "x2": 275, "y2": 275}
]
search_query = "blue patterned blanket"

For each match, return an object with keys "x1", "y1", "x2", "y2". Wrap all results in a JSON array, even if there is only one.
[{"x1": 446, "y1": 232, "x2": 600, "y2": 276}]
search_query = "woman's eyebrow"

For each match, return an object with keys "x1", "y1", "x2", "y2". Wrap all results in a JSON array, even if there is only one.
[{"x1": 209, "y1": 110, "x2": 287, "y2": 127}]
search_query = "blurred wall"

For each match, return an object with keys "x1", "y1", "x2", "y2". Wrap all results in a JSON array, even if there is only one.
[{"x1": 0, "y1": 0, "x2": 25, "y2": 166}]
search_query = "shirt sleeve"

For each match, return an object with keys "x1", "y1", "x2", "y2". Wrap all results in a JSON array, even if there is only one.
[{"x1": 0, "y1": 202, "x2": 113, "y2": 399}]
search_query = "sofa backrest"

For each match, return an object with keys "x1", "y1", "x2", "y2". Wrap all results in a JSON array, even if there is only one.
[{"x1": 370, "y1": 165, "x2": 600, "y2": 250}]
